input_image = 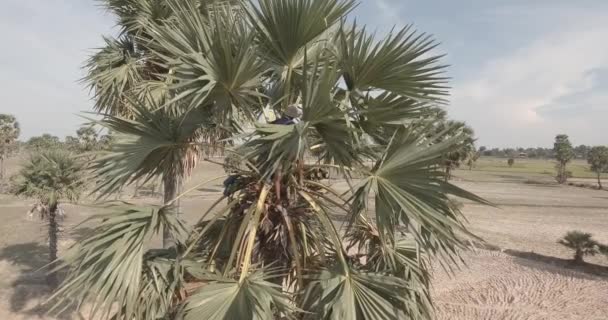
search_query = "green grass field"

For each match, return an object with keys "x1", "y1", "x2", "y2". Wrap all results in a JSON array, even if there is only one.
[{"x1": 471, "y1": 157, "x2": 606, "y2": 179}]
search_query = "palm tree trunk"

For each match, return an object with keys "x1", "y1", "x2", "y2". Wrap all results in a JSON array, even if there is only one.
[
  {"x1": 558, "y1": 162, "x2": 568, "y2": 184},
  {"x1": 162, "y1": 174, "x2": 181, "y2": 248},
  {"x1": 47, "y1": 203, "x2": 59, "y2": 288},
  {"x1": 574, "y1": 249, "x2": 584, "y2": 264}
]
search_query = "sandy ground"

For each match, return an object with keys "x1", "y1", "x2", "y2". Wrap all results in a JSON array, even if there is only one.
[
  {"x1": 433, "y1": 250, "x2": 608, "y2": 320},
  {"x1": 0, "y1": 158, "x2": 607, "y2": 319}
]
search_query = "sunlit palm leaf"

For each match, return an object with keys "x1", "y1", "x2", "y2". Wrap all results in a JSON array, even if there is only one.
[
  {"x1": 302, "y1": 265, "x2": 412, "y2": 320},
  {"x1": 352, "y1": 126, "x2": 490, "y2": 253},
  {"x1": 248, "y1": 0, "x2": 355, "y2": 68},
  {"x1": 47, "y1": 206, "x2": 187, "y2": 319},
  {"x1": 90, "y1": 98, "x2": 203, "y2": 196},
  {"x1": 301, "y1": 62, "x2": 360, "y2": 166},
  {"x1": 148, "y1": 0, "x2": 266, "y2": 120},
  {"x1": 102, "y1": 0, "x2": 173, "y2": 36},
  {"x1": 345, "y1": 218, "x2": 433, "y2": 318},
  {"x1": 84, "y1": 36, "x2": 142, "y2": 116},
  {"x1": 337, "y1": 23, "x2": 448, "y2": 101},
  {"x1": 181, "y1": 267, "x2": 298, "y2": 320}
]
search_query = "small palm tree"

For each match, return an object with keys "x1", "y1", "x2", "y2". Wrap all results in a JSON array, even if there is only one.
[
  {"x1": 558, "y1": 231, "x2": 600, "y2": 264},
  {"x1": 437, "y1": 121, "x2": 476, "y2": 180},
  {"x1": 12, "y1": 150, "x2": 86, "y2": 286}
]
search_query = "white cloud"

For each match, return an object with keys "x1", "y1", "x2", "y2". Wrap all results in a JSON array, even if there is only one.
[{"x1": 449, "y1": 10, "x2": 608, "y2": 147}]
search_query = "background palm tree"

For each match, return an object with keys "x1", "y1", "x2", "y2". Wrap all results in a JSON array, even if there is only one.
[
  {"x1": 48, "y1": 0, "x2": 488, "y2": 318},
  {"x1": 554, "y1": 134, "x2": 574, "y2": 184},
  {"x1": 0, "y1": 114, "x2": 20, "y2": 180},
  {"x1": 83, "y1": 0, "x2": 242, "y2": 245},
  {"x1": 587, "y1": 146, "x2": 608, "y2": 189},
  {"x1": 11, "y1": 150, "x2": 86, "y2": 287}
]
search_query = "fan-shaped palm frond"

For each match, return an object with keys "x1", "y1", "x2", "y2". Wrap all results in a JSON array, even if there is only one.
[
  {"x1": 148, "y1": 0, "x2": 266, "y2": 119},
  {"x1": 84, "y1": 36, "x2": 143, "y2": 116},
  {"x1": 337, "y1": 23, "x2": 448, "y2": 101},
  {"x1": 248, "y1": 0, "x2": 355, "y2": 68},
  {"x1": 90, "y1": 97, "x2": 204, "y2": 196},
  {"x1": 352, "y1": 126, "x2": 487, "y2": 242},
  {"x1": 301, "y1": 265, "x2": 414, "y2": 320},
  {"x1": 47, "y1": 206, "x2": 187, "y2": 319},
  {"x1": 181, "y1": 267, "x2": 298, "y2": 320}
]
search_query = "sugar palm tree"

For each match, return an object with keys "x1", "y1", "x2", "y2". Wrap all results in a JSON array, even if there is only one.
[
  {"x1": 12, "y1": 150, "x2": 86, "y2": 287},
  {"x1": 429, "y1": 118, "x2": 475, "y2": 181},
  {"x1": 48, "y1": 0, "x2": 488, "y2": 318},
  {"x1": 84, "y1": 0, "x2": 244, "y2": 242}
]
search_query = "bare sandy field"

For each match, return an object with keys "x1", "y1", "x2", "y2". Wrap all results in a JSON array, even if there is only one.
[{"x1": 0, "y1": 158, "x2": 607, "y2": 319}]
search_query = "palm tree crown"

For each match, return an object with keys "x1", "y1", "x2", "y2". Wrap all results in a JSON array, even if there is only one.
[
  {"x1": 49, "y1": 0, "x2": 487, "y2": 319},
  {"x1": 13, "y1": 150, "x2": 86, "y2": 286}
]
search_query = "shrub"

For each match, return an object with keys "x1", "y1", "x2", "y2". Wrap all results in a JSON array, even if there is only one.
[
  {"x1": 507, "y1": 158, "x2": 514, "y2": 167},
  {"x1": 558, "y1": 231, "x2": 601, "y2": 264}
]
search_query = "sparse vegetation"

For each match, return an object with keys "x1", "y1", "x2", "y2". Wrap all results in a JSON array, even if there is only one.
[
  {"x1": 558, "y1": 231, "x2": 601, "y2": 264},
  {"x1": 26, "y1": 134, "x2": 61, "y2": 151}
]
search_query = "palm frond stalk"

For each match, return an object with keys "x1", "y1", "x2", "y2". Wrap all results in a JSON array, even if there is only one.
[{"x1": 55, "y1": 0, "x2": 489, "y2": 318}]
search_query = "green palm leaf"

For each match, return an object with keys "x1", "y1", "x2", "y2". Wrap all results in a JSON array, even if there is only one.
[
  {"x1": 248, "y1": 0, "x2": 355, "y2": 68},
  {"x1": 148, "y1": 0, "x2": 266, "y2": 119},
  {"x1": 84, "y1": 36, "x2": 143, "y2": 116},
  {"x1": 181, "y1": 268, "x2": 298, "y2": 320},
  {"x1": 302, "y1": 266, "x2": 413, "y2": 320},
  {"x1": 352, "y1": 126, "x2": 490, "y2": 255},
  {"x1": 337, "y1": 23, "x2": 448, "y2": 101},
  {"x1": 90, "y1": 97, "x2": 205, "y2": 196},
  {"x1": 47, "y1": 206, "x2": 187, "y2": 319}
]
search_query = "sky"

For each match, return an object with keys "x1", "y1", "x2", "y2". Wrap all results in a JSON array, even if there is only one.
[{"x1": 1, "y1": 0, "x2": 607, "y2": 148}]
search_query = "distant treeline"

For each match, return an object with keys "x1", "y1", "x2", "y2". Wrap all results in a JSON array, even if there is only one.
[
  {"x1": 12, "y1": 129, "x2": 113, "y2": 154},
  {"x1": 478, "y1": 145, "x2": 592, "y2": 159}
]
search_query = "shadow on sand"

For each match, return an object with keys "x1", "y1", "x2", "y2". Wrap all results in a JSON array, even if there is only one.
[
  {"x1": 0, "y1": 227, "x2": 95, "y2": 319},
  {"x1": 0, "y1": 242, "x2": 61, "y2": 318},
  {"x1": 504, "y1": 249, "x2": 608, "y2": 279}
]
